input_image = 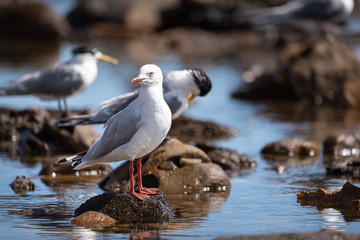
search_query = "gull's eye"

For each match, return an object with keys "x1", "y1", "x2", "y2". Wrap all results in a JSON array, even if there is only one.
[{"x1": 149, "y1": 72, "x2": 154, "y2": 76}]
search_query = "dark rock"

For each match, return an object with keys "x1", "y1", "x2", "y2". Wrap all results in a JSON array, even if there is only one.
[
  {"x1": 0, "y1": 108, "x2": 99, "y2": 157},
  {"x1": 99, "y1": 138, "x2": 230, "y2": 194},
  {"x1": 67, "y1": 0, "x2": 177, "y2": 31},
  {"x1": 261, "y1": 139, "x2": 320, "y2": 158},
  {"x1": 169, "y1": 116, "x2": 237, "y2": 142},
  {"x1": 297, "y1": 181, "x2": 360, "y2": 209},
  {"x1": 232, "y1": 38, "x2": 360, "y2": 108},
  {"x1": 0, "y1": 0, "x2": 67, "y2": 40},
  {"x1": 196, "y1": 142, "x2": 257, "y2": 170},
  {"x1": 74, "y1": 191, "x2": 172, "y2": 224},
  {"x1": 215, "y1": 230, "x2": 360, "y2": 240},
  {"x1": 72, "y1": 211, "x2": 117, "y2": 230},
  {"x1": 9, "y1": 176, "x2": 35, "y2": 194}
]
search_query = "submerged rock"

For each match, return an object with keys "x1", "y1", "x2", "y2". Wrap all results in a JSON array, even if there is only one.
[
  {"x1": 9, "y1": 176, "x2": 35, "y2": 194},
  {"x1": 74, "y1": 191, "x2": 172, "y2": 224},
  {"x1": 39, "y1": 155, "x2": 112, "y2": 177},
  {"x1": 8, "y1": 208, "x2": 48, "y2": 216},
  {"x1": 323, "y1": 128, "x2": 360, "y2": 156},
  {"x1": 323, "y1": 128, "x2": 360, "y2": 178},
  {"x1": 326, "y1": 159, "x2": 360, "y2": 179},
  {"x1": 169, "y1": 116, "x2": 237, "y2": 142},
  {"x1": 261, "y1": 139, "x2": 320, "y2": 159},
  {"x1": 297, "y1": 181, "x2": 360, "y2": 209},
  {"x1": 72, "y1": 211, "x2": 117, "y2": 230},
  {"x1": 233, "y1": 38, "x2": 360, "y2": 108},
  {"x1": 196, "y1": 142, "x2": 257, "y2": 170},
  {"x1": 99, "y1": 138, "x2": 230, "y2": 194},
  {"x1": 261, "y1": 139, "x2": 320, "y2": 170}
]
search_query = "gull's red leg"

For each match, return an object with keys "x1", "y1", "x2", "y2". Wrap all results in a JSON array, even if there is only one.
[
  {"x1": 129, "y1": 160, "x2": 149, "y2": 200},
  {"x1": 137, "y1": 157, "x2": 158, "y2": 195}
]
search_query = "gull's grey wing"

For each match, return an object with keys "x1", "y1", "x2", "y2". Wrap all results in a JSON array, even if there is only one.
[
  {"x1": 84, "y1": 101, "x2": 141, "y2": 160},
  {"x1": 56, "y1": 89, "x2": 140, "y2": 126},
  {"x1": 101, "y1": 90, "x2": 140, "y2": 117},
  {"x1": 5, "y1": 63, "x2": 83, "y2": 98}
]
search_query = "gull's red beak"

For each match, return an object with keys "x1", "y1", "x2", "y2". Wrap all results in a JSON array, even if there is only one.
[{"x1": 131, "y1": 77, "x2": 144, "y2": 84}]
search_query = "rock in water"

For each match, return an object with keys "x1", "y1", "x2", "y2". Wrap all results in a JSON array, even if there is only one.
[
  {"x1": 233, "y1": 38, "x2": 360, "y2": 108},
  {"x1": 297, "y1": 181, "x2": 360, "y2": 209},
  {"x1": 74, "y1": 191, "x2": 173, "y2": 224},
  {"x1": 99, "y1": 138, "x2": 231, "y2": 194},
  {"x1": 9, "y1": 176, "x2": 35, "y2": 194}
]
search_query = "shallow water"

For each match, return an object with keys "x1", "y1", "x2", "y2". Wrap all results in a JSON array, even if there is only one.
[{"x1": 1, "y1": 3, "x2": 360, "y2": 240}]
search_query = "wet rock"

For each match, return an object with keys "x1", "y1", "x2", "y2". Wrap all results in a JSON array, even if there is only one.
[
  {"x1": 74, "y1": 191, "x2": 172, "y2": 224},
  {"x1": 196, "y1": 142, "x2": 257, "y2": 170},
  {"x1": 323, "y1": 128, "x2": 360, "y2": 178},
  {"x1": 261, "y1": 139, "x2": 320, "y2": 169},
  {"x1": 232, "y1": 38, "x2": 360, "y2": 108},
  {"x1": 72, "y1": 211, "x2": 116, "y2": 230},
  {"x1": 261, "y1": 139, "x2": 320, "y2": 159},
  {"x1": 0, "y1": 0, "x2": 67, "y2": 40},
  {"x1": 8, "y1": 208, "x2": 48, "y2": 216},
  {"x1": 9, "y1": 176, "x2": 35, "y2": 194},
  {"x1": 99, "y1": 138, "x2": 230, "y2": 194},
  {"x1": 169, "y1": 116, "x2": 237, "y2": 142},
  {"x1": 215, "y1": 230, "x2": 360, "y2": 240},
  {"x1": 323, "y1": 128, "x2": 360, "y2": 156},
  {"x1": 297, "y1": 181, "x2": 360, "y2": 209},
  {"x1": 0, "y1": 108, "x2": 99, "y2": 157},
  {"x1": 39, "y1": 155, "x2": 112, "y2": 177},
  {"x1": 326, "y1": 159, "x2": 360, "y2": 179}
]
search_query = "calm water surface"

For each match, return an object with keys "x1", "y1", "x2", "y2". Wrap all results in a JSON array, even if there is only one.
[{"x1": 1, "y1": 4, "x2": 360, "y2": 239}]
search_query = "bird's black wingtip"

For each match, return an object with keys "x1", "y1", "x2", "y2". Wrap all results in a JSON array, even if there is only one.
[
  {"x1": 58, "y1": 158, "x2": 67, "y2": 164},
  {"x1": 188, "y1": 69, "x2": 212, "y2": 96}
]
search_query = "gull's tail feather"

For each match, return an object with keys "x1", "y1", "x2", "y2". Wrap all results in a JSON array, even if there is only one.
[
  {"x1": 55, "y1": 114, "x2": 95, "y2": 127},
  {"x1": 0, "y1": 84, "x2": 28, "y2": 96},
  {"x1": 58, "y1": 151, "x2": 87, "y2": 168}
]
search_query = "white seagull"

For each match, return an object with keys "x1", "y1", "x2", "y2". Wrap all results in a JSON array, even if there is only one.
[
  {"x1": 0, "y1": 46, "x2": 118, "y2": 114},
  {"x1": 247, "y1": 0, "x2": 354, "y2": 27},
  {"x1": 56, "y1": 68, "x2": 211, "y2": 126},
  {"x1": 60, "y1": 64, "x2": 172, "y2": 200}
]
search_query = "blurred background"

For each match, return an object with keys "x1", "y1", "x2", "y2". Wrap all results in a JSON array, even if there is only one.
[{"x1": 1, "y1": 0, "x2": 360, "y2": 239}]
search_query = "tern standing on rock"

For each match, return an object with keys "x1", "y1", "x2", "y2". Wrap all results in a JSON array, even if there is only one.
[
  {"x1": 60, "y1": 64, "x2": 172, "y2": 201},
  {"x1": 0, "y1": 46, "x2": 118, "y2": 115},
  {"x1": 56, "y1": 68, "x2": 211, "y2": 126}
]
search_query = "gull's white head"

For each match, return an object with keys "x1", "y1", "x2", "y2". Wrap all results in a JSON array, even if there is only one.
[{"x1": 131, "y1": 64, "x2": 163, "y2": 87}]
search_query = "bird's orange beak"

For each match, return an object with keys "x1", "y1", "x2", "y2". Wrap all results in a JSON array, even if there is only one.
[
  {"x1": 98, "y1": 54, "x2": 118, "y2": 65},
  {"x1": 131, "y1": 77, "x2": 145, "y2": 84}
]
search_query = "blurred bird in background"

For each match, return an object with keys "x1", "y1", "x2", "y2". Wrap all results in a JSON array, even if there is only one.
[{"x1": 0, "y1": 46, "x2": 118, "y2": 115}]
